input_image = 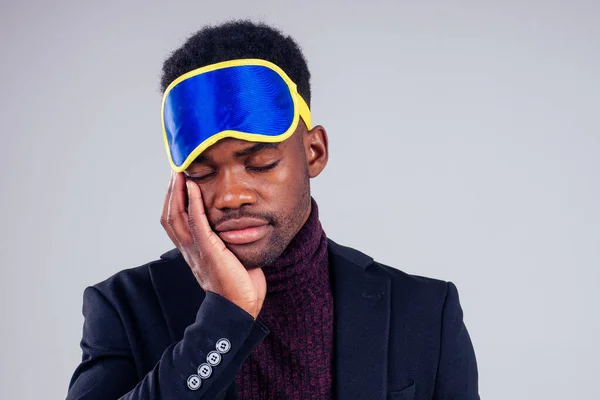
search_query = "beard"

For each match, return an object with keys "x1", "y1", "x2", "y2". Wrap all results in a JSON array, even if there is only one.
[{"x1": 215, "y1": 181, "x2": 311, "y2": 270}]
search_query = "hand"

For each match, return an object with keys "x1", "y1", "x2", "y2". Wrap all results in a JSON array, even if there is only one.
[{"x1": 160, "y1": 172, "x2": 266, "y2": 319}]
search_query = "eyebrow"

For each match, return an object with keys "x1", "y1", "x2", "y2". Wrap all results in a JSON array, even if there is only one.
[
  {"x1": 191, "y1": 154, "x2": 209, "y2": 164},
  {"x1": 234, "y1": 142, "x2": 280, "y2": 158},
  {"x1": 191, "y1": 142, "x2": 280, "y2": 165}
]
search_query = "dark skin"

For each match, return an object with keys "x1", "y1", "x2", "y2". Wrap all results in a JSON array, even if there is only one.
[{"x1": 161, "y1": 121, "x2": 328, "y2": 318}]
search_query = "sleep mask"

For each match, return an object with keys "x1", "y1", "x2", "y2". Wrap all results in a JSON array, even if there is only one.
[{"x1": 161, "y1": 58, "x2": 312, "y2": 172}]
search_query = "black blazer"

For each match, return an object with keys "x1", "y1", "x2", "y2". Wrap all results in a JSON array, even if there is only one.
[{"x1": 67, "y1": 239, "x2": 479, "y2": 399}]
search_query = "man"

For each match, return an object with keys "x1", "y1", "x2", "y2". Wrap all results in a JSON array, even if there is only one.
[{"x1": 67, "y1": 20, "x2": 479, "y2": 400}]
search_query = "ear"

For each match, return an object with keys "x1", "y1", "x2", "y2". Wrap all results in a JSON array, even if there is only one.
[{"x1": 303, "y1": 124, "x2": 329, "y2": 178}]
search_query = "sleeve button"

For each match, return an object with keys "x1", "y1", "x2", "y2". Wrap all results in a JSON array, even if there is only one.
[
  {"x1": 216, "y1": 338, "x2": 231, "y2": 354},
  {"x1": 187, "y1": 374, "x2": 201, "y2": 390},
  {"x1": 207, "y1": 350, "x2": 222, "y2": 366},
  {"x1": 198, "y1": 363, "x2": 212, "y2": 379}
]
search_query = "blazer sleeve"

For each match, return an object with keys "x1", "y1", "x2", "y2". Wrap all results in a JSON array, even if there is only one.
[
  {"x1": 433, "y1": 281, "x2": 480, "y2": 400},
  {"x1": 67, "y1": 286, "x2": 269, "y2": 399}
]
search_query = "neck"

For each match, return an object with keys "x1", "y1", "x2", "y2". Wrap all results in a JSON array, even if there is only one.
[{"x1": 261, "y1": 198, "x2": 328, "y2": 294}]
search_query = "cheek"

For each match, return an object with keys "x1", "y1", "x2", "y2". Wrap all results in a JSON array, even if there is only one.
[{"x1": 262, "y1": 159, "x2": 308, "y2": 202}]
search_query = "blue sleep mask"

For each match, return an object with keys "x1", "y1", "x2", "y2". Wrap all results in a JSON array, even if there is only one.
[{"x1": 161, "y1": 59, "x2": 312, "y2": 172}]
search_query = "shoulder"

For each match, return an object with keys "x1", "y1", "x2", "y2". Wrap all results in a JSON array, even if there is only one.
[
  {"x1": 374, "y1": 258, "x2": 448, "y2": 293},
  {"x1": 373, "y1": 260, "x2": 450, "y2": 310},
  {"x1": 328, "y1": 239, "x2": 450, "y2": 307},
  {"x1": 90, "y1": 248, "x2": 183, "y2": 303}
]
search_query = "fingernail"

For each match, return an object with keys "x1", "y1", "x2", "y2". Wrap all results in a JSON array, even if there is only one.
[{"x1": 186, "y1": 181, "x2": 191, "y2": 195}]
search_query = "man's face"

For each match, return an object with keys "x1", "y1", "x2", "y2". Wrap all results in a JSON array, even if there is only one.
[{"x1": 183, "y1": 124, "x2": 327, "y2": 269}]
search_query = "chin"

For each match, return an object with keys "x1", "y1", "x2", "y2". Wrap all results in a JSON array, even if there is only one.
[
  {"x1": 226, "y1": 243, "x2": 267, "y2": 269},
  {"x1": 236, "y1": 254, "x2": 271, "y2": 270},
  {"x1": 227, "y1": 240, "x2": 284, "y2": 270}
]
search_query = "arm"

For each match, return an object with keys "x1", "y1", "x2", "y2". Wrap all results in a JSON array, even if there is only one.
[
  {"x1": 67, "y1": 287, "x2": 268, "y2": 399},
  {"x1": 433, "y1": 282, "x2": 480, "y2": 400},
  {"x1": 68, "y1": 171, "x2": 269, "y2": 399}
]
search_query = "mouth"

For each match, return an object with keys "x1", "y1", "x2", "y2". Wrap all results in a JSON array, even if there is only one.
[{"x1": 215, "y1": 217, "x2": 271, "y2": 245}]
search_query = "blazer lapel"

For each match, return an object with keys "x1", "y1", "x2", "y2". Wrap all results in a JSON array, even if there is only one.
[
  {"x1": 328, "y1": 239, "x2": 391, "y2": 400},
  {"x1": 149, "y1": 248, "x2": 205, "y2": 341}
]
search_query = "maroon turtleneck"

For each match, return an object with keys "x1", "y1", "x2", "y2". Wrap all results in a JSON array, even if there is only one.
[{"x1": 234, "y1": 199, "x2": 334, "y2": 399}]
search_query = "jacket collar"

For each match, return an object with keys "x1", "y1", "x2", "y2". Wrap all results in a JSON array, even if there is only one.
[
  {"x1": 149, "y1": 239, "x2": 391, "y2": 400},
  {"x1": 327, "y1": 239, "x2": 391, "y2": 400}
]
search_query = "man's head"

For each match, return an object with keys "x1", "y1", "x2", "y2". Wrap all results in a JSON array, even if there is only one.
[{"x1": 160, "y1": 20, "x2": 328, "y2": 269}]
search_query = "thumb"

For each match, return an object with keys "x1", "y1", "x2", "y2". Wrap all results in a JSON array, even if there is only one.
[{"x1": 247, "y1": 267, "x2": 267, "y2": 305}]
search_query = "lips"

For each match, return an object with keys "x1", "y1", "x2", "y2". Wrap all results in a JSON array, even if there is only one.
[{"x1": 215, "y1": 217, "x2": 270, "y2": 245}]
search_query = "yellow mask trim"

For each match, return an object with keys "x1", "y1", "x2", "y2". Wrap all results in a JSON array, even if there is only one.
[{"x1": 161, "y1": 58, "x2": 312, "y2": 172}]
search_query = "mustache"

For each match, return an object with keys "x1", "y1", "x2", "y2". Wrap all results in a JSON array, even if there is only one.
[{"x1": 209, "y1": 210, "x2": 279, "y2": 230}]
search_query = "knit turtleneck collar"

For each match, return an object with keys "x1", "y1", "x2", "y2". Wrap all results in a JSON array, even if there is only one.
[
  {"x1": 260, "y1": 197, "x2": 328, "y2": 295},
  {"x1": 236, "y1": 198, "x2": 334, "y2": 399}
]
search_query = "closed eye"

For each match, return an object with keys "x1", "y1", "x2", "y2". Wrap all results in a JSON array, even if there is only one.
[
  {"x1": 186, "y1": 172, "x2": 216, "y2": 182},
  {"x1": 186, "y1": 160, "x2": 280, "y2": 182},
  {"x1": 246, "y1": 161, "x2": 280, "y2": 172}
]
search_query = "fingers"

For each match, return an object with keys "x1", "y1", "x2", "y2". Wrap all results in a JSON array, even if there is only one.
[
  {"x1": 161, "y1": 170, "x2": 224, "y2": 255},
  {"x1": 161, "y1": 171, "x2": 193, "y2": 246},
  {"x1": 160, "y1": 171, "x2": 179, "y2": 246},
  {"x1": 169, "y1": 172, "x2": 194, "y2": 245},
  {"x1": 248, "y1": 268, "x2": 267, "y2": 310},
  {"x1": 186, "y1": 180, "x2": 225, "y2": 251}
]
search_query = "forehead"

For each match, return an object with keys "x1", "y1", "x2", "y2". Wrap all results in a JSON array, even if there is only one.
[
  {"x1": 190, "y1": 138, "x2": 284, "y2": 164},
  {"x1": 187, "y1": 122, "x2": 306, "y2": 167}
]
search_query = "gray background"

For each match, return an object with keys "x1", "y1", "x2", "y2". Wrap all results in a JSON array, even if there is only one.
[{"x1": 1, "y1": 0, "x2": 598, "y2": 399}]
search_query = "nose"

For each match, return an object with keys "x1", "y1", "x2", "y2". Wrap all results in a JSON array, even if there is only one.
[{"x1": 213, "y1": 168, "x2": 257, "y2": 211}]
